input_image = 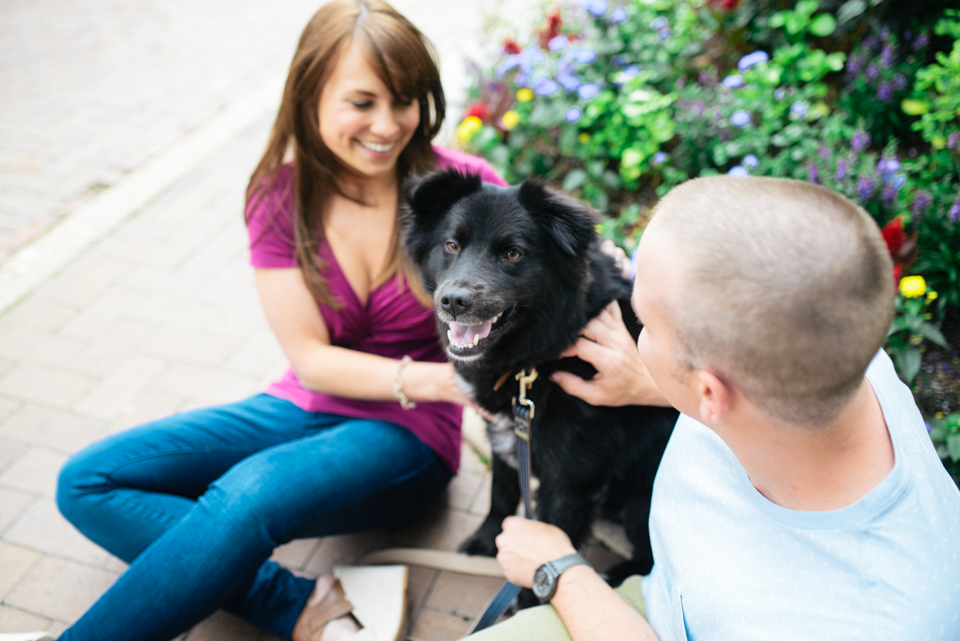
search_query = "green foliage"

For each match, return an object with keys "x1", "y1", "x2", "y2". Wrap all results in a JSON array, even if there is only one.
[
  {"x1": 907, "y1": 10, "x2": 960, "y2": 151},
  {"x1": 886, "y1": 290, "x2": 950, "y2": 384},
  {"x1": 929, "y1": 412, "x2": 960, "y2": 485}
]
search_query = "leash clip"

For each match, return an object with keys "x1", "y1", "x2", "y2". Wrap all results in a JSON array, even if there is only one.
[{"x1": 512, "y1": 368, "x2": 538, "y2": 438}]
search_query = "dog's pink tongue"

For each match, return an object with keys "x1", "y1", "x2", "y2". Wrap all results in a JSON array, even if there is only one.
[{"x1": 449, "y1": 320, "x2": 493, "y2": 344}]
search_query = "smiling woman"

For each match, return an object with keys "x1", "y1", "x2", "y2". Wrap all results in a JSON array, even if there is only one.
[{"x1": 49, "y1": 2, "x2": 507, "y2": 641}]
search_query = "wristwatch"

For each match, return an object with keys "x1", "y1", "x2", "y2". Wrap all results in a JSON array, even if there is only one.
[{"x1": 532, "y1": 552, "x2": 593, "y2": 603}]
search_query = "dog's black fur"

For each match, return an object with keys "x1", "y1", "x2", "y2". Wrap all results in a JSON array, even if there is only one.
[{"x1": 403, "y1": 170, "x2": 678, "y2": 597}]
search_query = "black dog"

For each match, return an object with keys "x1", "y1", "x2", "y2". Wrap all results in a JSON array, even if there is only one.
[{"x1": 403, "y1": 170, "x2": 678, "y2": 591}]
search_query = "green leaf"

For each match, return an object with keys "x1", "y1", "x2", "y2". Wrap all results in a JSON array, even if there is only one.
[
  {"x1": 562, "y1": 169, "x2": 587, "y2": 192},
  {"x1": 901, "y1": 99, "x2": 931, "y2": 116},
  {"x1": 809, "y1": 14, "x2": 837, "y2": 36},
  {"x1": 796, "y1": 0, "x2": 819, "y2": 17},
  {"x1": 894, "y1": 348, "x2": 922, "y2": 384},
  {"x1": 836, "y1": 0, "x2": 866, "y2": 24},
  {"x1": 917, "y1": 322, "x2": 950, "y2": 349},
  {"x1": 947, "y1": 434, "x2": 960, "y2": 462}
]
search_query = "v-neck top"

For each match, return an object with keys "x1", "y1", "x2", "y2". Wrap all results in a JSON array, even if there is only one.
[{"x1": 245, "y1": 146, "x2": 507, "y2": 472}]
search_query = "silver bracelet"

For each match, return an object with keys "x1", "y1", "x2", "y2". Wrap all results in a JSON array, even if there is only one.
[{"x1": 393, "y1": 355, "x2": 416, "y2": 410}]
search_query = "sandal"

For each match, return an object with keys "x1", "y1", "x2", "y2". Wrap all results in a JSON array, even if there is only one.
[{"x1": 295, "y1": 565, "x2": 408, "y2": 641}]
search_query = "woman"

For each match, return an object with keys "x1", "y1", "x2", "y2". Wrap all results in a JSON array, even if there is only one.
[{"x1": 42, "y1": 2, "x2": 507, "y2": 640}]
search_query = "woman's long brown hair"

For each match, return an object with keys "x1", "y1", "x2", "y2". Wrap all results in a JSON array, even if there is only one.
[{"x1": 245, "y1": 0, "x2": 445, "y2": 308}]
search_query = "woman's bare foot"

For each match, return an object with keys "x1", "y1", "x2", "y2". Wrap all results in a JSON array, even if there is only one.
[{"x1": 292, "y1": 574, "x2": 361, "y2": 641}]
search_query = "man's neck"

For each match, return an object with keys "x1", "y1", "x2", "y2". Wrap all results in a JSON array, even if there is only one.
[{"x1": 718, "y1": 379, "x2": 894, "y2": 511}]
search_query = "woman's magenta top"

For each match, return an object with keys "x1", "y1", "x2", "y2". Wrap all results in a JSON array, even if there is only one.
[{"x1": 245, "y1": 146, "x2": 507, "y2": 472}]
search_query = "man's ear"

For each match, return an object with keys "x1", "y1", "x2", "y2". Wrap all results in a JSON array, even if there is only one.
[
  {"x1": 402, "y1": 170, "x2": 483, "y2": 263},
  {"x1": 517, "y1": 180, "x2": 598, "y2": 258},
  {"x1": 694, "y1": 370, "x2": 734, "y2": 425}
]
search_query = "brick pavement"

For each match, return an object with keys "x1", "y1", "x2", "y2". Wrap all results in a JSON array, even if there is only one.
[{"x1": 0, "y1": 1, "x2": 631, "y2": 637}]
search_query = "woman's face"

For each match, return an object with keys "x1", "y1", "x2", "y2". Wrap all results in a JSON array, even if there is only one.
[{"x1": 318, "y1": 42, "x2": 421, "y2": 181}]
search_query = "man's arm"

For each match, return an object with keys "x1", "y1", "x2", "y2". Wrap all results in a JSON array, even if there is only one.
[
  {"x1": 551, "y1": 301, "x2": 671, "y2": 408},
  {"x1": 496, "y1": 517, "x2": 660, "y2": 641}
]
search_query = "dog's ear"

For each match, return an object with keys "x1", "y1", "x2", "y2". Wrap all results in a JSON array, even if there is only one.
[
  {"x1": 518, "y1": 180, "x2": 598, "y2": 258},
  {"x1": 402, "y1": 170, "x2": 484, "y2": 262}
]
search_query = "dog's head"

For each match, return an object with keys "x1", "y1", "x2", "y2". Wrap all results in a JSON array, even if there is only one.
[{"x1": 403, "y1": 169, "x2": 599, "y2": 364}]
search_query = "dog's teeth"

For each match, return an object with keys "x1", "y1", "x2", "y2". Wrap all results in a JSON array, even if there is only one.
[
  {"x1": 447, "y1": 329, "x2": 453, "y2": 342},
  {"x1": 473, "y1": 334, "x2": 479, "y2": 346}
]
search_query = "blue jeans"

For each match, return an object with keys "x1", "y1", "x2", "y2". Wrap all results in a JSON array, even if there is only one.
[{"x1": 56, "y1": 394, "x2": 452, "y2": 641}]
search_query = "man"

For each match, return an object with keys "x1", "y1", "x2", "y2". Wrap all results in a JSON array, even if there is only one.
[{"x1": 473, "y1": 176, "x2": 960, "y2": 640}]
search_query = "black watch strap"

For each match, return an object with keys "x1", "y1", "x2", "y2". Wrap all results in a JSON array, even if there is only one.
[
  {"x1": 549, "y1": 552, "x2": 591, "y2": 576},
  {"x1": 533, "y1": 552, "x2": 592, "y2": 603}
]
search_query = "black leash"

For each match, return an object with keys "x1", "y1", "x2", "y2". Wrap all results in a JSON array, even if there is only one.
[{"x1": 468, "y1": 369, "x2": 538, "y2": 635}]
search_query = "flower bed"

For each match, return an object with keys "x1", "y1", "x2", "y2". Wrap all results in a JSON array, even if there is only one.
[{"x1": 459, "y1": 0, "x2": 960, "y2": 483}]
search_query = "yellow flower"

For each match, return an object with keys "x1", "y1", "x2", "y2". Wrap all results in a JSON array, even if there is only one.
[
  {"x1": 456, "y1": 116, "x2": 483, "y2": 143},
  {"x1": 517, "y1": 88, "x2": 534, "y2": 103},
  {"x1": 501, "y1": 110, "x2": 520, "y2": 130},
  {"x1": 579, "y1": 132, "x2": 590, "y2": 143},
  {"x1": 899, "y1": 275, "x2": 927, "y2": 298},
  {"x1": 927, "y1": 290, "x2": 938, "y2": 301}
]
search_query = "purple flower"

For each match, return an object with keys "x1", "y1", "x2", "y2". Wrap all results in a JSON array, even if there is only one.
[
  {"x1": 549, "y1": 35, "x2": 569, "y2": 51},
  {"x1": 948, "y1": 200, "x2": 960, "y2": 222},
  {"x1": 864, "y1": 36, "x2": 879, "y2": 51},
  {"x1": 496, "y1": 55, "x2": 520, "y2": 77},
  {"x1": 878, "y1": 159, "x2": 901, "y2": 176},
  {"x1": 730, "y1": 110, "x2": 751, "y2": 127},
  {"x1": 852, "y1": 130, "x2": 871, "y2": 152},
  {"x1": 658, "y1": 28, "x2": 671, "y2": 40},
  {"x1": 576, "y1": 49, "x2": 598, "y2": 64},
  {"x1": 925, "y1": 421, "x2": 933, "y2": 433},
  {"x1": 558, "y1": 72, "x2": 583, "y2": 93},
  {"x1": 914, "y1": 33, "x2": 929, "y2": 50},
  {"x1": 533, "y1": 77, "x2": 560, "y2": 96},
  {"x1": 738, "y1": 51, "x2": 769, "y2": 71},
  {"x1": 650, "y1": 17, "x2": 668, "y2": 30},
  {"x1": 947, "y1": 132, "x2": 959, "y2": 149},
  {"x1": 577, "y1": 83, "x2": 602, "y2": 100},
  {"x1": 587, "y1": 0, "x2": 608, "y2": 17},
  {"x1": 877, "y1": 82, "x2": 894, "y2": 102},
  {"x1": 622, "y1": 64, "x2": 641, "y2": 77},
  {"x1": 836, "y1": 159, "x2": 850, "y2": 179},
  {"x1": 893, "y1": 74, "x2": 907, "y2": 90},
  {"x1": 728, "y1": 165, "x2": 749, "y2": 177},
  {"x1": 722, "y1": 75, "x2": 744, "y2": 88},
  {"x1": 775, "y1": 88, "x2": 785, "y2": 100},
  {"x1": 610, "y1": 5, "x2": 628, "y2": 24},
  {"x1": 882, "y1": 184, "x2": 898, "y2": 205},
  {"x1": 880, "y1": 43, "x2": 895, "y2": 68},
  {"x1": 911, "y1": 190, "x2": 933, "y2": 213},
  {"x1": 790, "y1": 102, "x2": 807, "y2": 119},
  {"x1": 880, "y1": 27, "x2": 891, "y2": 41},
  {"x1": 866, "y1": 65, "x2": 879, "y2": 79},
  {"x1": 565, "y1": 106, "x2": 584, "y2": 123},
  {"x1": 808, "y1": 164, "x2": 820, "y2": 184},
  {"x1": 612, "y1": 55, "x2": 627, "y2": 66},
  {"x1": 652, "y1": 151, "x2": 667, "y2": 165},
  {"x1": 893, "y1": 173, "x2": 905, "y2": 189},
  {"x1": 845, "y1": 54, "x2": 863, "y2": 74},
  {"x1": 743, "y1": 154, "x2": 759, "y2": 168},
  {"x1": 857, "y1": 176, "x2": 874, "y2": 199},
  {"x1": 819, "y1": 146, "x2": 831, "y2": 159},
  {"x1": 515, "y1": 72, "x2": 530, "y2": 88}
]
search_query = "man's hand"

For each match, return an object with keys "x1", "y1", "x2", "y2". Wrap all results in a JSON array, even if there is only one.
[
  {"x1": 495, "y1": 517, "x2": 577, "y2": 588},
  {"x1": 551, "y1": 302, "x2": 670, "y2": 407}
]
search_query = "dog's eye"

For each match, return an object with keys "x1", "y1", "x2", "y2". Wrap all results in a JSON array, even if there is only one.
[
  {"x1": 445, "y1": 241, "x2": 460, "y2": 254},
  {"x1": 505, "y1": 249, "x2": 522, "y2": 261}
]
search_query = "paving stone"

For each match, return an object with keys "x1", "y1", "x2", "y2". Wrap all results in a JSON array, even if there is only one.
[
  {"x1": 424, "y1": 571, "x2": 504, "y2": 620},
  {"x1": 181, "y1": 610, "x2": 265, "y2": 641},
  {"x1": 0, "y1": 487, "x2": 34, "y2": 534},
  {"x1": 0, "y1": 540, "x2": 42, "y2": 599},
  {"x1": 407, "y1": 566, "x2": 439, "y2": 616},
  {"x1": 270, "y1": 537, "x2": 322, "y2": 573},
  {"x1": 63, "y1": 318, "x2": 157, "y2": 378},
  {"x1": 58, "y1": 288, "x2": 147, "y2": 341},
  {"x1": 388, "y1": 504, "x2": 484, "y2": 553},
  {"x1": 302, "y1": 531, "x2": 388, "y2": 578},
  {"x1": 4, "y1": 555, "x2": 118, "y2": 623},
  {"x1": 0, "y1": 298, "x2": 78, "y2": 333},
  {"x1": 468, "y1": 473, "x2": 492, "y2": 518},
  {"x1": 2, "y1": 498, "x2": 116, "y2": 568},
  {"x1": 33, "y1": 258, "x2": 127, "y2": 308},
  {"x1": 141, "y1": 326, "x2": 242, "y2": 368},
  {"x1": 0, "y1": 439, "x2": 26, "y2": 476},
  {"x1": 103, "y1": 389, "x2": 187, "y2": 435},
  {"x1": 74, "y1": 355, "x2": 166, "y2": 420},
  {"x1": 0, "y1": 448, "x2": 67, "y2": 498},
  {"x1": 0, "y1": 329, "x2": 87, "y2": 368},
  {"x1": 0, "y1": 604, "x2": 53, "y2": 633},
  {"x1": 0, "y1": 363, "x2": 96, "y2": 409},
  {"x1": 444, "y1": 468, "x2": 487, "y2": 513},
  {"x1": 153, "y1": 364, "x2": 259, "y2": 406},
  {"x1": 0, "y1": 404, "x2": 106, "y2": 453}
]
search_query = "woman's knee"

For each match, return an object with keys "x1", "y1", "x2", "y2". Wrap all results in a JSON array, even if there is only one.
[{"x1": 56, "y1": 443, "x2": 112, "y2": 522}]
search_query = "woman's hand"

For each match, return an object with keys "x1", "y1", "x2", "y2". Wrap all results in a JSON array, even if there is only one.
[
  {"x1": 403, "y1": 361, "x2": 473, "y2": 406},
  {"x1": 551, "y1": 302, "x2": 670, "y2": 408},
  {"x1": 495, "y1": 517, "x2": 577, "y2": 588}
]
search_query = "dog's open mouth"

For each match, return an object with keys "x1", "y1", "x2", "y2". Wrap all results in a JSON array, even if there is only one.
[{"x1": 444, "y1": 304, "x2": 518, "y2": 357}]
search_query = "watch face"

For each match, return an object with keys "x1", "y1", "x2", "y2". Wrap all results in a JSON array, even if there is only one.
[{"x1": 532, "y1": 566, "x2": 552, "y2": 599}]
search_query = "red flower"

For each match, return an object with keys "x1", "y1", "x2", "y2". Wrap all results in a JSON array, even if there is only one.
[
  {"x1": 892, "y1": 262, "x2": 902, "y2": 284},
  {"x1": 538, "y1": 7, "x2": 563, "y2": 49},
  {"x1": 706, "y1": 0, "x2": 742, "y2": 10},
  {"x1": 882, "y1": 217, "x2": 904, "y2": 257},
  {"x1": 465, "y1": 101, "x2": 493, "y2": 122},
  {"x1": 503, "y1": 38, "x2": 521, "y2": 55}
]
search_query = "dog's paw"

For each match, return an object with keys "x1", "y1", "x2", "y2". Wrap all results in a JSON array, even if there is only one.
[{"x1": 457, "y1": 531, "x2": 499, "y2": 557}]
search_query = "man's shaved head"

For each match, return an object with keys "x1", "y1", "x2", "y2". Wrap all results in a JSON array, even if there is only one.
[{"x1": 646, "y1": 175, "x2": 895, "y2": 426}]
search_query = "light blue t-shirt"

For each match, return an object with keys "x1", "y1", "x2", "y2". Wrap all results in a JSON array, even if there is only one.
[{"x1": 643, "y1": 350, "x2": 960, "y2": 640}]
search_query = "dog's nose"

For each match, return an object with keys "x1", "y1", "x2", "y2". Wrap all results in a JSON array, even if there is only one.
[{"x1": 439, "y1": 288, "x2": 474, "y2": 317}]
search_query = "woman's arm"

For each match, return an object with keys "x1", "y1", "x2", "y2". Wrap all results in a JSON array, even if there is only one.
[
  {"x1": 496, "y1": 517, "x2": 660, "y2": 641},
  {"x1": 255, "y1": 267, "x2": 470, "y2": 405}
]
